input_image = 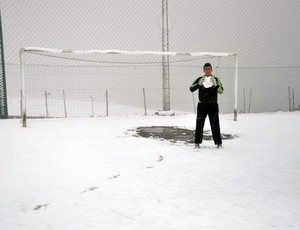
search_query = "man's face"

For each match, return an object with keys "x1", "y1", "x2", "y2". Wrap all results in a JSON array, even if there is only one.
[{"x1": 203, "y1": 66, "x2": 212, "y2": 76}]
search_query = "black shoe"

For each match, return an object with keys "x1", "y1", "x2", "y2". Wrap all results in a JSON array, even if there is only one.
[
  {"x1": 194, "y1": 143, "x2": 200, "y2": 149},
  {"x1": 217, "y1": 144, "x2": 223, "y2": 148}
]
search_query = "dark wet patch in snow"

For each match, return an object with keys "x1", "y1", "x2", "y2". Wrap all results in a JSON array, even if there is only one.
[{"x1": 134, "y1": 126, "x2": 236, "y2": 144}]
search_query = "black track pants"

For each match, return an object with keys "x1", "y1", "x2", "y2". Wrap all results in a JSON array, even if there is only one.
[{"x1": 195, "y1": 103, "x2": 222, "y2": 145}]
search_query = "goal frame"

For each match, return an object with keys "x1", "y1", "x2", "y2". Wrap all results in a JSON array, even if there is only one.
[{"x1": 19, "y1": 47, "x2": 238, "y2": 127}]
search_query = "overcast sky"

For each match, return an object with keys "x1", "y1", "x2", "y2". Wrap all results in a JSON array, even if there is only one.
[{"x1": 1, "y1": 0, "x2": 300, "y2": 67}]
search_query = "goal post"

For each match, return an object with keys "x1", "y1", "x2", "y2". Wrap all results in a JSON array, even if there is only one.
[{"x1": 19, "y1": 47, "x2": 238, "y2": 127}]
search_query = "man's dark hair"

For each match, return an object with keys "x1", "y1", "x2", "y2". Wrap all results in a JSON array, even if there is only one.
[{"x1": 203, "y1": 63, "x2": 212, "y2": 69}]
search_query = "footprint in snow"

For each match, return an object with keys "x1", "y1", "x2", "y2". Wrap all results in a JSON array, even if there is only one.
[{"x1": 80, "y1": 186, "x2": 99, "y2": 195}]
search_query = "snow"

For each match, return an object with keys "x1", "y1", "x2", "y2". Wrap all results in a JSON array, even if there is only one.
[{"x1": 1, "y1": 112, "x2": 300, "y2": 230}]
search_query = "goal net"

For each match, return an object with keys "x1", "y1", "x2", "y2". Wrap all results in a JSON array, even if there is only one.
[{"x1": 20, "y1": 48, "x2": 238, "y2": 127}]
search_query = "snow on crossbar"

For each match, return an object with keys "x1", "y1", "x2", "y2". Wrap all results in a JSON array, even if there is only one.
[{"x1": 22, "y1": 47, "x2": 237, "y2": 57}]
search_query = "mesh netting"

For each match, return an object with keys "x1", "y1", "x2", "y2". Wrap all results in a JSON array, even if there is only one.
[{"x1": 20, "y1": 50, "x2": 236, "y2": 119}]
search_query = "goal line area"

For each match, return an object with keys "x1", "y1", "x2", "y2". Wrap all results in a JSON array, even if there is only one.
[{"x1": 19, "y1": 48, "x2": 238, "y2": 127}]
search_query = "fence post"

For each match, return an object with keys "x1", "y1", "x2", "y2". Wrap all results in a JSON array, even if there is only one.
[
  {"x1": 0, "y1": 12, "x2": 8, "y2": 119},
  {"x1": 248, "y1": 89, "x2": 252, "y2": 113},
  {"x1": 292, "y1": 88, "x2": 295, "y2": 111},
  {"x1": 288, "y1": 87, "x2": 291, "y2": 112},
  {"x1": 243, "y1": 88, "x2": 246, "y2": 113},
  {"x1": 90, "y1": 95, "x2": 95, "y2": 117},
  {"x1": 63, "y1": 90, "x2": 67, "y2": 118},
  {"x1": 143, "y1": 88, "x2": 147, "y2": 115},
  {"x1": 20, "y1": 48, "x2": 26, "y2": 127},
  {"x1": 106, "y1": 90, "x2": 108, "y2": 117},
  {"x1": 45, "y1": 90, "x2": 50, "y2": 117}
]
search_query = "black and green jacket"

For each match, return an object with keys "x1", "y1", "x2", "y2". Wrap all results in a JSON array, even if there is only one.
[{"x1": 190, "y1": 75, "x2": 224, "y2": 104}]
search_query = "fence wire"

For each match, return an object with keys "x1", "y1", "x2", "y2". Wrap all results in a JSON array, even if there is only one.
[{"x1": 1, "y1": 0, "x2": 300, "y2": 118}]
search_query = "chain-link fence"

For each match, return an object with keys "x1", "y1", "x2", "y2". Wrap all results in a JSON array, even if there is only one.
[{"x1": 1, "y1": 0, "x2": 300, "y2": 118}]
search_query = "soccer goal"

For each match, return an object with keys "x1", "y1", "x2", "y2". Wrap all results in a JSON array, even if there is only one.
[{"x1": 19, "y1": 47, "x2": 238, "y2": 127}]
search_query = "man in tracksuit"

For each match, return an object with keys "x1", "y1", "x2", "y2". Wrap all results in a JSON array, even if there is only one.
[{"x1": 190, "y1": 63, "x2": 224, "y2": 148}]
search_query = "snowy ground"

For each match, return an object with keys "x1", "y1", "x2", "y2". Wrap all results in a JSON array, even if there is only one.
[{"x1": 1, "y1": 112, "x2": 300, "y2": 230}]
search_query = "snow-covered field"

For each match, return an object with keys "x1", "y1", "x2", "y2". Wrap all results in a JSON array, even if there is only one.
[{"x1": 1, "y1": 112, "x2": 300, "y2": 230}]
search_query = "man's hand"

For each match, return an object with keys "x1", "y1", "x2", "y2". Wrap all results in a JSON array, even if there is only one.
[
  {"x1": 198, "y1": 77, "x2": 205, "y2": 86},
  {"x1": 211, "y1": 77, "x2": 218, "y2": 87}
]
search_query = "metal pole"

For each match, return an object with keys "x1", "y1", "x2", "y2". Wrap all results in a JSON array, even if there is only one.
[
  {"x1": 288, "y1": 87, "x2": 291, "y2": 112},
  {"x1": 248, "y1": 89, "x2": 252, "y2": 113},
  {"x1": 90, "y1": 95, "x2": 95, "y2": 117},
  {"x1": 0, "y1": 11, "x2": 8, "y2": 119},
  {"x1": 106, "y1": 90, "x2": 108, "y2": 117},
  {"x1": 45, "y1": 90, "x2": 50, "y2": 117},
  {"x1": 233, "y1": 54, "x2": 238, "y2": 121},
  {"x1": 162, "y1": 0, "x2": 170, "y2": 111},
  {"x1": 143, "y1": 88, "x2": 147, "y2": 115},
  {"x1": 20, "y1": 48, "x2": 26, "y2": 127},
  {"x1": 63, "y1": 90, "x2": 67, "y2": 118},
  {"x1": 243, "y1": 88, "x2": 246, "y2": 113},
  {"x1": 292, "y1": 88, "x2": 295, "y2": 111}
]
